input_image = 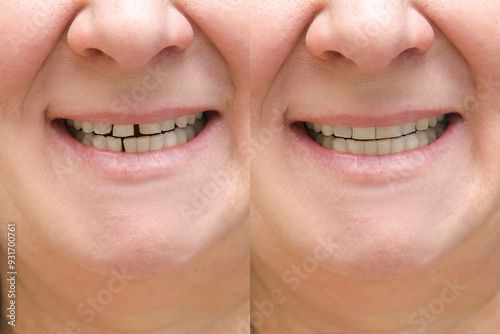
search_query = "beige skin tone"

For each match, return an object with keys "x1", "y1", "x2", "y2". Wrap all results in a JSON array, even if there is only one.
[
  {"x1": 0, "y1": 0, "x2": 249, "y2": 333},
  {"x1": 251, "y1": 0, "x2": 500, "y2": 333}
]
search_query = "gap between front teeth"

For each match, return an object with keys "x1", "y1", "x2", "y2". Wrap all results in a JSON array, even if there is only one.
[
  {"x1": 65, "y1": 112, "x2": 205, "y2": 153},
  {"x1": 306, "y1": 114, "x2": 448, "y2": 156}
]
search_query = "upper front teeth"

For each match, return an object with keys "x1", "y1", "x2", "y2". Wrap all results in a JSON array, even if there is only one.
[
  {"x1": 66, "y1": 112, "x2": 205, "y2": 153},
  {"x1": 306, "y1": 114, "x2": 448, "y2": 155}
]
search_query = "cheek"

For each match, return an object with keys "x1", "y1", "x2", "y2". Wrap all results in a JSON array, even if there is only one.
[{"x1": 0, "y1": 1, "x2": 74, "y2": 98}]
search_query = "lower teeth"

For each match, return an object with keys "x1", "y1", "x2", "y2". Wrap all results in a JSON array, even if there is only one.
[
  {"x1": 67, "y1": 114, "x2": 206, "y2": 153},
  {"x1": 307, "y1": 116, "x2": 449, "y2": 156}
]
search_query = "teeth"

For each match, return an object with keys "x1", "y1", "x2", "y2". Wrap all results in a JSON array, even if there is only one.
[
  {"x1": 139, "y1": 123, "x2": 161, "y2": 135},
  {"x1": 82, "y1": 133, "x2": 95, "y2": 147},
  {"x1": 81, "y1": 122, "x2": 94, "y2": 134},
  {"x1": 136, "y1": 136, "x2": 151, "y2": 153},
  {"x1": 123, "y1": 138, "x2": 138, "y2": 153},
  {"x1": 164, "y1": 132, "x2": 177, "y2": 148},
  {"x1": 321, "y1": 124, "x2": 335, "y2": 136},
  {"x1": 416, "y1": 118, "x2": 429, "y2": 131},
  {"x1": 310, "y1": 114, "x2": 449, "y2": 156},
  {"x1": 73, "y1": 121, "x2": 82, "y2": 131},
  {"x1": 92, "y1": 135, "x2": 108, "y2": 150},
  {"x1": 94, "y1": 123, "x2": 112, "y2": 135},
  {"x1": 390, "y1": 137, "x2": 406, "y2": 154},
  {"x1": 187, "y1": 114, "x2": 197, "y2": 125},
  {"x1": 150, "y1": 134, "x2": 164, "y2": 151},
  {"x1": 175, "y1": 128, "x2": 188, "y2": 145},
  {"x1": 376, "y1": 125, "x2": 402, "y2": 139},
  {"x1": 185, "y1": 126, "x2": 195, "y2": 142},
  {"x1": 334, "y1": 127, "x2": 352, "y2": 139},
  {"x1": 404, "y1": 133, "x2": 419, "y2": 151},
  {"x1": 352, "y1": 127, "x2": 376, "y2": 140},
  {"x1": 346, "y1": 139, "x2": 365, "y2": 155},
  {"x1": 175, "y1": 116, "x2": 188, "y2": 128},
  {"x1": 401, "y1": 122, "x2": 416, "y2": 135},
  {"x1": 160, "y1": 120, "x2": 175, "y2": 132},
  {"x1": 333, "y1": 138, "x2": 347, "y2": 153},
  {"x1": 377, "y1": 139, "x2": 392, "y2": 155},
  {"x1": 66, "y1": 112, "x2": 205, "y2": 152},
  {"x1": 113, "y1": 124, "x2": 134, "y2": 137}
]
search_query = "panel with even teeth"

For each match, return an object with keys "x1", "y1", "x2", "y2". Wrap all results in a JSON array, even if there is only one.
[{"x1": 306, "y1": 114, "x2": 448, "y2": 156}]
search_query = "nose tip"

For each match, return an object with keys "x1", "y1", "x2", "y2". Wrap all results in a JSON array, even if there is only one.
[
  {"x1": 306, "y1": 1, "x2": 435, "y2": 73},
  {"x1": 68, "y1": 2, "x2": 194, "y2": 70}
]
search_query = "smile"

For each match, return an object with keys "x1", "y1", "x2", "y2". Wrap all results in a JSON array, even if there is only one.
[
  {"x1": 306, "y1": 114, "x2": 449, "y2": 156},
  {"x1": 65, "y1": 112, "x2": 206, "y2": 153}
]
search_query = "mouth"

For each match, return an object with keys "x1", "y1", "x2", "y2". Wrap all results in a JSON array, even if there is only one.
[
  {"x1": 305, "y1": 113, "x2": 450, "y2": 156},
  {"x1": 65, "y1": 111, "x2": 207, "y2": 153}
]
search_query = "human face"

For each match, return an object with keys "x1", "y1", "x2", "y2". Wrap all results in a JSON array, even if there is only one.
[
  {"x1": 251, "y1": 0, "x2": 500, "y2": 279},
  {"x1": 0, "y1": 0, "x2": 249, "y2": 277}
]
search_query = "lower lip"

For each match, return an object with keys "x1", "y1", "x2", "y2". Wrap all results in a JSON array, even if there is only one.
[
  {"x1": 290, "y1": 115, "x2": 464, "y2": 184},
  {"x1": 48, "y1": 112, "x2": 222, "y2": 181}
]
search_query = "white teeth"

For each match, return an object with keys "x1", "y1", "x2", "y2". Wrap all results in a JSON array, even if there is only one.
[
  {"x1": 175, "y1": 116, "x2": 188, "y2": 128},
  {"x1": 376, "y1": 125, "x2": 402, "y2": 139},
  {"x1": 160, "y1": 119, "x2": 175, "y2": 132},
  {"x1": 73, "y1": 120, "x2": 82, "y2": 131},
  {"x1": 404, "y1": 133, "x2": 419, "y2": 151},
  {"x1": 164, "y1": 132, "x2": 177, "y2": 148},
  {"x1": 139, "y1": 123, "x2": 161, "y2": 135},
  {"x1": 352, "y1": 127, "x2": 376, "y2": 140},
  {"x1": 136, "y1": 136, "x2": 151, "y2": 153},
  {"x1": 364, "y1": 141, "x2": 378, "y2": 155},
  {"x1": 334, "y1": 127, "x2": 352, "y2": 139},
  {"x1": 187, "y1": 114, "x2": 196, "y2": 125},
  {"x1": 401, "y1": 122, "x2": 416, "y2": 135},
  {"x1": 92, "y1": 135, "x2": 107, "y2": 150},
  {"x1": 377, "y1": 139, "x2": 392, "y2": 155},
  {"x1": 82, "y1": 133, "x2": 95, "y2": 147},
  {"x1": 347, "y1": 139, "x2": 365, "y2": 155},
  {"x1": 427, "y1": 128, "x2": 437, "y2": 144},
  {"x1": 312, "y1": 114, "x2": 448, "y2": 156},
  {"x1": 82, "y1": 122, "x2": 94, "y2": 134},
  {"x1": 416, "y1": 131, "x2": 429, "y2": 148},
  {"x1": 123, "y1": 138, "x2": 138, "y2": 153},
  {"x1": 313, "y1": 123, "x2": 322, "y2": 133},
  {"x1": 416, "y1": 118, "x2": 429, "y2": 131},
  {"x1": 333, "y1": 138, "x2": 347, "y2": 153},
  {"x1": 107, "y1": 136, "x2": 123, "y2": 152},
  {"x1": 323, "y1": 136, "x2": 334, "y2": 150},
  {"x1": 94, "y1": 123, "x2": 112, "y2": 135},
  {"x1": 390, "y1": 137, "x2": 406, "y2": 154},
  {"x1": 185, "y1": 126, "x2": 195, "y2": 142},
  {"x1": 67, "y1": 112, "x2": 205, "y2": 152},
  {"x1": 113, "y1": 124, "x2": 134, "y2": 137},
  {"x1": 428, "y1": 117, "x2": 437, "y2": 127},
  {"x1": 321, "y1": 124, "x2": 335, "y2": 136},
  {"x1": 175, "y1": 128, "x2": 187, "y2": 145},
  {"x1": 149, "y1": 134, "x2": 164, "y2": 151}
]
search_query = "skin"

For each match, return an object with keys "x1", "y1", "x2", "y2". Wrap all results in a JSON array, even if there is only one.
[
  {"x1": 0, "y1": 0, "x2": 249, "y2": 333},
  {"x1": 251, "y1": 0, "x2": 500, "y2": 332}
]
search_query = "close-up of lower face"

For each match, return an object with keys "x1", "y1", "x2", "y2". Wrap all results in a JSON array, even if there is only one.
[
  {"x1": 251, "y1": 0, "x2": 500, "y2": 278},
  {"x1": 0, "y1": 0, "x2": 249, "y2": 278}
]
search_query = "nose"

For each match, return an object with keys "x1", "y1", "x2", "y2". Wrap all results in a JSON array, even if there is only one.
[
  {"x1": 306, "y1": 0, "x2": 434, "y2": 73},
  {"x1": 68, "y1": 0, "x2": 194, "y2": 70}
]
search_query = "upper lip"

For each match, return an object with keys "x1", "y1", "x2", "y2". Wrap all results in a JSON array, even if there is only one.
[{"x1": 47, "y1": 106, "x2": 220, "y2": 125}]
